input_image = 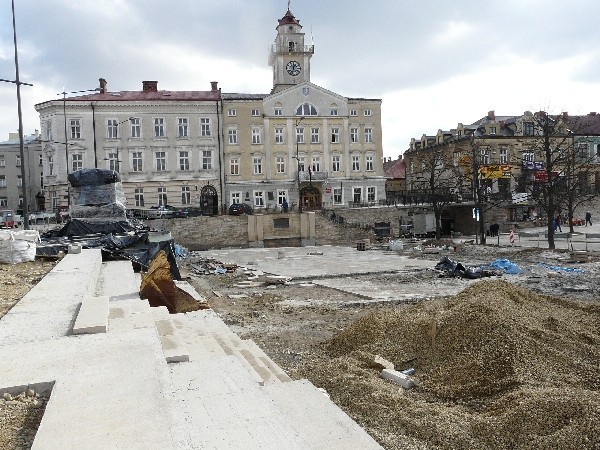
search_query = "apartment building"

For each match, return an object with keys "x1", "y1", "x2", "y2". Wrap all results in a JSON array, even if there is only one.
[
  {"x1": 34, "y1": 81, "x2": 222, "y2": 215},
  {"x1": 0, "y1": 132, "x2": 44, "y2": 213}
]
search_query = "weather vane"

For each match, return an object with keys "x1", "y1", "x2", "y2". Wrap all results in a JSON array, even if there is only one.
[{"x1": 288, "y1": 0, "x2": 291, "y2": 10}]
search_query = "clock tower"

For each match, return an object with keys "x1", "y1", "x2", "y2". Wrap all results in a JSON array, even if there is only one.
[{"x1": 269, "y1": 8, "x2": 314, "y2": 93}]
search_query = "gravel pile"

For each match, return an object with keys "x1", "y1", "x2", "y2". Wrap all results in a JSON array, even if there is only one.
[
  {"x1": 296, "y1": 279, "x2": 600, "y2": 449},
  {"x1": 0, "y1": 389, "x2": 48, "y2": 449}
]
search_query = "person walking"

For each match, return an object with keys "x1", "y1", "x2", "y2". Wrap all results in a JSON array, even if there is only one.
[
  {"x1": 585, "y1": 211, "x2": 592, "y2": 226},
  {"x1": 555, "y1": 215, "x2": 562, "y2": 233},
  {"x1": 282, "y1": 198, "x2": 288, "y2": 213}
]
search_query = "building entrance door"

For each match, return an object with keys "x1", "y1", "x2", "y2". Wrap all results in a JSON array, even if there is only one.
[
  {"x1": 300, "y1": 186, "x2": 322, "y2": 211},
  {"x1": 200, "y1": 185, "x2": 218, "y2": 215}
]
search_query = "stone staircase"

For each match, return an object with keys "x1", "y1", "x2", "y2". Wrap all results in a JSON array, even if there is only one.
[{"x1": 0, "y1": 250, "x2": 382, "y2": 449}]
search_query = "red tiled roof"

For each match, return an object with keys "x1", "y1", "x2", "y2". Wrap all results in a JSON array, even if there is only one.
[
  {"x1": 384, "y1": 159, "x2": 406, "y2": 179},
  {"x1": 66, "y1": 90, "x2": 221, "y2": 102}
]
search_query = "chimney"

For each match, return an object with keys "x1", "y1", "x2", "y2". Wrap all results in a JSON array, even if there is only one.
[
  {"x1": 99, "y1": 78, "x2": 107, "y2": 94},
  {"x1": 589, "y1": 112, "x2": 597, "y2": 116},
  {"x1": 487, "y1": 110, "x2": 495, "y2": 120},
  {"x1": 210, "y1": 81, "x2": 218, "y2": 91},
  {"x1": 562, "y1": 111, "x2": 569, "y2": 121},
  {"x1": 142, "y1": 81, "x2": 158, "y2": 92}
]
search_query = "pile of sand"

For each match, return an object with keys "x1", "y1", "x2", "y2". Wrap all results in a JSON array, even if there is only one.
[{"x1": 296, "y1": 280, "x2": 599, "y2": 449}]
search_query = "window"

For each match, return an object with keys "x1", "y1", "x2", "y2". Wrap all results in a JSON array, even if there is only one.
[
  {"x1": 333, "y1": 188, "x2": 342, "y2": 204},
  {"x1": 107, "y1": 119, "x2": 118, "y2": 138},
  {"x1": 230, "y1": 158, "x2": 239, "y2": 175},
  {"x1": 523, "y1": 151, "x2": 535, "y2": 162},
  {"x1": 70, "y1": 119, "x2": 81, "y2": 139},
  {"x1": 154, "y1": 118, "x2": 165, "y2": 137},
  {"x1": 365, "y1": 128, "x2": 373, "y2": 143},
  {"x1": 0, "y1": 198, "x2": 7, "y2": 207},
  {"x1": 274, "y1": 107, "x2": 283, "y2": 116},
  {"x1": 332, "y1": 155, "x2": 340, "y2": 172},
  {"x1": 352, "y1": 155, "x2": 360, "y2": 171},
  {"x1": 366, "y1": 155, "x2": 374, "y2": 171},
  {"x1": 499, "y1": 147, "x2": 508, "y2": 164},
  {"x1": 523, "y1": 121, "x2": 534, "y2": 136},
  {"x1": 0, "y1": 176, "x2": 5, "y2": 187},
  {"x1": 45, "y1": 121, "x2": 52, "y2": 141},
  {"x1": 453, "y1": 152, "x2": 461, "y2": 167},
  {"x1": 481, "y1": 148, "x2": 490, "y2": 164},
  {"x1": 489, "y1": 126, "x2": 496, "y2": 135},
  {"x1": 311, "y1": 155, "x2": 321, "y2": 172},
  {"x1": 202, "y1": 150, "x2": 212, "y2": 170},
  {"x1": 181, "y1": 186, "x2": 191, "y2": 205},
  {"x1": 228, "y1": 129, "x2": 238, "y2": 145},
  {"x1": 367, "y1": 187, "x2": 376, "y2": 202},
  {"x1": 51, "y1": 191, "x2": 58, "y2": 209},
  {"x1": 132, "y1": 152, "x2": 143, "y2": 172},
  {"x1": 16, "y1": 155, "x2": 21, "y2": 167},
  {"x1": 251, "y1": 109, "x2": 260, "y2": 117},
  {"x1": 155, "y1": 151, "x2": 166, "y2": 171},
  {"x1": 48, "y1": 156, "x2": 54, "y2": 175},
  {"x1": 296, "y1": 127, "x2": 305, "y2": 143},
  {"x1": 178, "y1": 118, "x2": 189, "y2": 137},
  {"x1": 200, "y1": 118, "x2": 211, "y2": 137},
  {"x1": 158, "y1": 187, "x2": 167, "y2": 206},
  {"x1": 130, "y1": 118, "x2": 141, "y2": 138},
  {"x1": 134, "y1": 188, "x2": 144, "y2": 207},
  {"x1": 364, "y1": 109, "x2": 372, "y2": 116},
  {"x1": 350, "y1": 110, "x2": 357, "y2": 117},
  {"x1": 18, "y1": 196, "x2": 23, "y2": 206},
  {"x1": 276, "y1": 156, "x2": 285, "y2": 174},
  {"x1": 179, "y1": 151, "x2": 190, "y2": 171},
  {"x1": 107, "y1": 152, "x2": 118, "y2": 171},
  {"x1": 296, "y1": 103, "x2": 317, "y2": 116},
  {"x1": 577, "y1": 143, "x2": 590, "y2": 158},
  {"x1": 331, "y1": 127, "x2": 340, "y2": 143},
  {"x1": 298, "y1": 155, "x2": 305, "y2": 172},
  {"x1": 231, "y1": 192, "x2": 241, "y2": 204},
  {"x1": 253, "y1": 156, "x2": 262, "y2": 174},
  {"x1": 311, "y1": 127, "x2": 319, "y2": 143},
  {"x1": 38, "y1": 154, "x2": 43, "y2": 166},
  {"x1": 254, "y1": 191, "x2": 265, "y2": 207},
  {"x1": 0, "y1": 157, "x2": 4, "y2": 167},
  {"x1": 40, "y1": 175, "x2": 43, "y2": 189},
  {"x1": 251, "y1": 128, "x2": 261, "y2": 144},
  {"x1": 277, "y1": 190, "x2": 288, "y2": 206},
  {"x1": 275, "y1": 127, "x2": 284, "y2": 144},
  {"x1": 72, "y1": 154, "x2": 83, "y2": 172},
  {"x1": 228, "y1": 109, "x2": 236, "y2": 117},
  {"x1": 350, "y1": 128, "x2": 359, "y2": 143},
  {"x1": 330, "y1": 108, "x2": 338, "y2": 116},
  {"x1": 353, "y1": 187, "x2": 362, "y2": 203}
]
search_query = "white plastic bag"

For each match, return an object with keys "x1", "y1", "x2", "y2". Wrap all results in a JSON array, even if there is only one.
[{"x1": 0, "y1": 230, "x2": 40, "y2": 264}]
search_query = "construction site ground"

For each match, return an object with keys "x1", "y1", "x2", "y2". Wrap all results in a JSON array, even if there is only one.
[
  {"x1": 182, "y1": 241, "x2": 600, "y2": 449},
  {"x1": 1, "y1": 234, "x2": 599, "y2": 449}
]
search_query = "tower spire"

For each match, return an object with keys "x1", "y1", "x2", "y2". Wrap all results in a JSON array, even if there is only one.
[{"x1": 288, "y1": 0, "x2": 291, "y2": 11}]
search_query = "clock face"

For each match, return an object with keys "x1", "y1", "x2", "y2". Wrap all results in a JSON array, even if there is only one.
[{"x1": 286, "y1": 60, "x2": 301, "y2": 76}]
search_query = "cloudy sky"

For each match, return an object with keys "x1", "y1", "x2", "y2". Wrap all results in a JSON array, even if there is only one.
[{"x1": 1, "y1": 0, "x2": 599, "y2": 157}]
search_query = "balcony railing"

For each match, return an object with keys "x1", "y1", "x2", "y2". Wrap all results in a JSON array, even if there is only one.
[
  {"x1": 299, "y1": 170, "x2": 328, "y2": 182},
  {"x1": 271, "y1": 44, "x2": 314, "y2": 54}
]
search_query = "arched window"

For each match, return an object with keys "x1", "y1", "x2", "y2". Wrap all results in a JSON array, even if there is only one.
[{"x1": 296, "y1": 103, "x2": 317, "y2": 116}]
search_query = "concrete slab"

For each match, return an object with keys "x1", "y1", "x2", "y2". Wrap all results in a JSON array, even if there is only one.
[{"x1": 72, "y1": 295, "x2": 109, "y2": 334}]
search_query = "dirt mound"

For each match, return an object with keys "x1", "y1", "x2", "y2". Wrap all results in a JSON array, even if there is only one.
[{"x1": 297, "y1": 280, "x2": 600, "y2": 449}]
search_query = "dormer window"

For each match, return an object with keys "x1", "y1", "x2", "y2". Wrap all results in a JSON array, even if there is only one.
[{"x1": 296, "y1": 103, "x2": 317, "y2": 116}]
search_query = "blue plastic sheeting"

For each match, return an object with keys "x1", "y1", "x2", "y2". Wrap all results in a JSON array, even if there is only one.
[
  {"x1": 488, "y1": 259, "x2": 521, "y2": 274},
  {"x1": 537, "y1": 263, "x2": 585, "y2": 273}
]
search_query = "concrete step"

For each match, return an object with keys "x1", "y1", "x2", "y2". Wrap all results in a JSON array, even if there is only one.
[
  {"x1": 97, "y1": 260, "x2": 139, "y2": 300},
  {"x1": 155, "y1": 318, "x2": 189, "y2": 363},
  {"x1": 168, "y1": 356, "x2": 311, "y2": 450},
  {"x1": 244, "y1": 339, "x2": 292, "y2": 382},
  {"x1": 264, "y1": 379, "x2": 383, "y2": 449},
  {"x1": 108, "y1": 298, "x2": 155, "y2": 333},
  {"x1": 72, "y1": 295, "x2": 109, "y2": 335}
]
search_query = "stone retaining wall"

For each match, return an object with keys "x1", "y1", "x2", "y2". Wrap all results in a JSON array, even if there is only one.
[{"x1": 156, "y1": 216, "x2": 248, "y2": 251}]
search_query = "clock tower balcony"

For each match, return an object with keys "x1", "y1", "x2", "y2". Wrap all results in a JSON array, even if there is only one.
[{"x1": 270, "y1": 44, "x2": 314, "y2": 55}]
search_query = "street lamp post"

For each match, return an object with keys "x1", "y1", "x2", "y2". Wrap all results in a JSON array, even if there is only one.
[
  {"x1": 58, "y1": 88, "x2": 100, "y2": 206},
  {"x1": 295, "y1": 116, "x2": 304, "y2": 213},
  {"x1": 104, "y1": 118, "x2": 134, "y2": 173}
]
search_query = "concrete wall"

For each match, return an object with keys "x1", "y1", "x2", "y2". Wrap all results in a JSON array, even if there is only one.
[{"x1": 157, "y1": 216, "x2": 249, "y2": 251}]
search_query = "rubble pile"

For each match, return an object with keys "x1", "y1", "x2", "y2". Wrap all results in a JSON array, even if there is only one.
[{"x1": 297, "y1": 279, "x2": 600, "y2": 449}]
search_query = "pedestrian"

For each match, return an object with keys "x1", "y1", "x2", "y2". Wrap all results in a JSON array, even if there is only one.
[
  {"x1": 585, "y1": 211, "x2": 592, "y2": 226},
  {"x1": 282, "y1": 198, "x2": 288, "y2": 213},
  {"x1": 555, "y1": 215, "x2": 562, "y2": 233}
]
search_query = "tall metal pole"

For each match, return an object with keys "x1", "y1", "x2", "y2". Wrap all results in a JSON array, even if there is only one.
[
  {"x1": 62, "y1": 92, "x2": 69, "y2": 206},
  {"x1": 12, "y1": 0, "x2": 30, "y2": 230},
  {"x1": 295, "y1": 117, "x2": 304, "y2": 213}
]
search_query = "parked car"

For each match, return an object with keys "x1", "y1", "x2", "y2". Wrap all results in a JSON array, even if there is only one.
[
  {"x1": 28, "y1": 210, "x2": 54, "y2": 224},
  {"x1": 148, "y1": 205, "x2": 188, "y2": 219},
  {"x1": 55, "y1": 205, "x2": 70, "y2": 223},
  {"x1": 0, "y1": 210, "x2": 16, "y2": 228},
  {"x1": 228, "y1": 203, "x2": 253, "y2": 215}
]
